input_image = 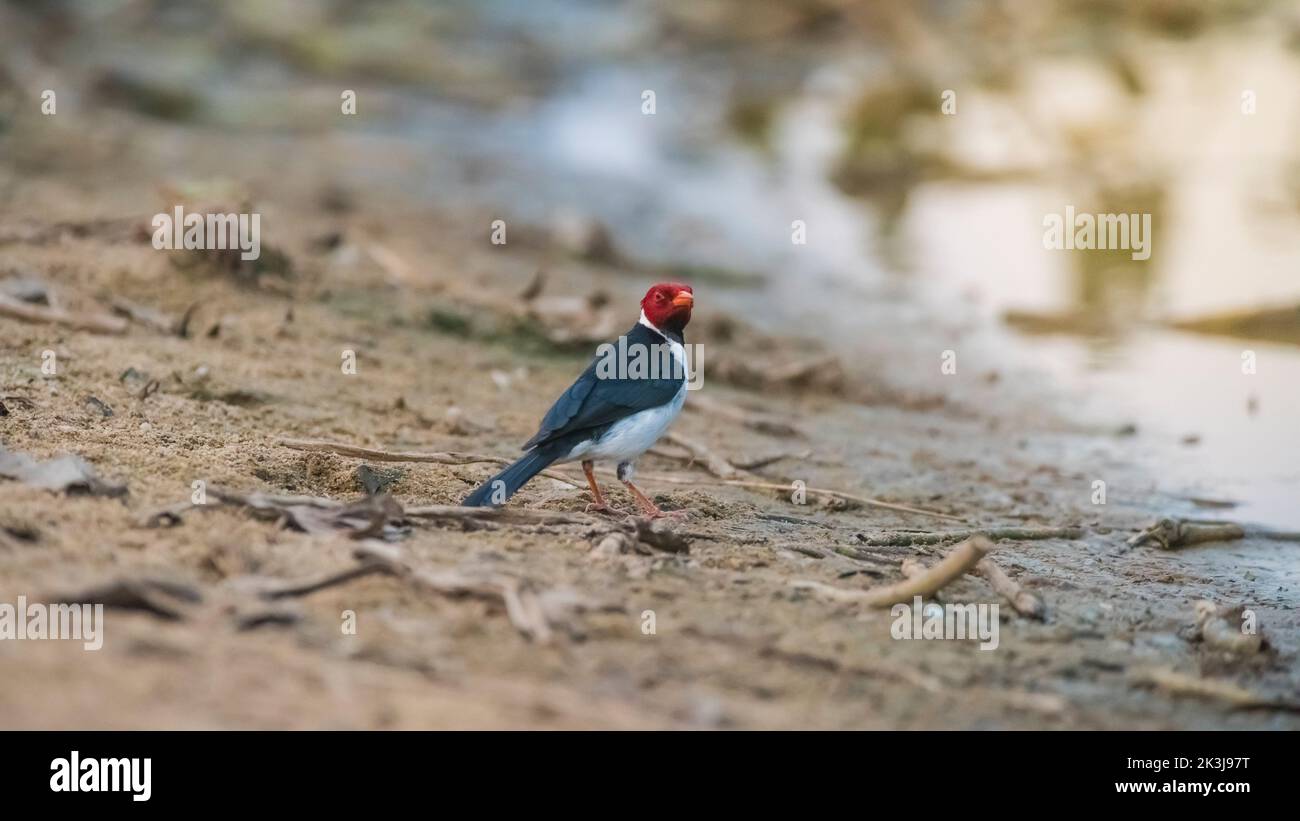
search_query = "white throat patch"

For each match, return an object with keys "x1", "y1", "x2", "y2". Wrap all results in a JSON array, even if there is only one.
[{"x1": 638, "y1": 310, "x2": 690, "y2": 382}]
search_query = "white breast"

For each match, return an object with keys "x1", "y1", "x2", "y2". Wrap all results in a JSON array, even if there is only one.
[
  {"x1": 563, "y1": 314, "x2": 688, "y2": 465},
  {"x1": 573, "y1": 382, "x2": 686, "y2": 463}
]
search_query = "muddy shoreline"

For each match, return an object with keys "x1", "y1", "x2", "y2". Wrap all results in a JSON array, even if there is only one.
[
  {"x1": 2, "y1": 151, "x2": 1296, "y2": 728},
  {"x1": 2, "y1": 0, "x2": 1298, "y2": 729}
]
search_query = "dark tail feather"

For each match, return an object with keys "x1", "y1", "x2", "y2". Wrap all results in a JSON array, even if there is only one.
[{"x1": 462, "y1": 449, "x2": 556, "y2": 507}]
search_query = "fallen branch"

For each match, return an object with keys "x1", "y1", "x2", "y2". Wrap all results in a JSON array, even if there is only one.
[
  {"x1": 1132, "y1": 667, "x2": 1299, "y2": 712},
  {"x1": 257, "y1": 562, "x2": 392, "y2": 600},
  {"x1": 905, "y1": 546, "x2": 1044, "y2": 618},
  {"x1": 143, "y1": 481, "x2": 597, "y2": 534},
  {"x1": 899, "y1": 557, "x2": 940, "y2": 600},
  {"x1": 865, "y1": 536, "x2": 991, "y2": 605},
  {"x1": 1128, "y1": 518, "x2": 1244, "y2": 549},
  {"x1": 211, "y1": 487, "x2": 406, "y2": 538},
  {"x1": 138, "y1": 486, "x2": 407, "y2": 539},
  {"x1": 0, "y1": 293, "x2": 128, "y2": 334},
  {"x1": 792, "y1": 535, "x2": 993, "y2": 608},
  {"x1": 856, "y1": 526, "x2": 1081, "y2": 546},
  {"x1": 206, "y1": 487, "x2": 340, "y2": 510},
  {"x1": 1246, "y1": 527, "x2": 1300, "y2": 543},
  {"x1": 976, "y1": 557, "x2": 1044, "y2": 619}
]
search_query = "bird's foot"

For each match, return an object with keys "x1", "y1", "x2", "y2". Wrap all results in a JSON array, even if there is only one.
[{"x1": 622, "y1": 480, "x2": 690, "y2": 520}]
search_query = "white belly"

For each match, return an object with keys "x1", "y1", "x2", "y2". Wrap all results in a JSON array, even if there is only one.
[
  {"x1": 562, "y1": 316, "x2": 690, "y2": 466},
  {"x1": 563, "y1": 381, "x2": 686, "y2": 464}
]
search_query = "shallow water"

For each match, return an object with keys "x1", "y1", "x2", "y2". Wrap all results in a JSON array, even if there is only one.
[{"x1": 394, "y1": 17, "x2": 1300, "y2": 529}]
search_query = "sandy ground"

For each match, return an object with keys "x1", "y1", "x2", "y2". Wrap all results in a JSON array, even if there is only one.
[{"x1": 2, "y1": 124, "x2": 1299, "y2": 730}]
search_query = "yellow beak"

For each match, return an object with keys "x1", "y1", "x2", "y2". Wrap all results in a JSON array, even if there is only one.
[{"x1": 672, "y1": 291, "x2": 694, "y2": 308}]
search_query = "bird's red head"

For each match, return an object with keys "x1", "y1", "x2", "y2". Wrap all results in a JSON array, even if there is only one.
[{"x1": 641, "y1": 282, "x2": 694, "y2": 334}]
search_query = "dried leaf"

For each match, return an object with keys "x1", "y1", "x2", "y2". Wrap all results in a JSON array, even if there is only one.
[{"x1": 0, "y1": 447, "x2": 128, "y2": 497}]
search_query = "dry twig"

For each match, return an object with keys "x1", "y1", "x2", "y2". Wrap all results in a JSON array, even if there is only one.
[
  {"x1": 792, "y1": 535, "x2": 994, "y2": 608},
  {"x1": 856, "y1": 526, "x2": 1081, "y2": 546},
  {"x1": 898, "y1": 553, "x2": 1043, "y2": 617},
  {"x1": 1128, "y1": 518, "x2": 1244, "y2": 549},
  {"x1": 903, "y1": 546, "x2": 1043, "y2": 618},
  {"x1": 976, "y1": 557, "x2": 1044, "y2": 619},
  {"x1": 0, "y1": 293, "x2": 128, "y2": 334},
  {"x1": 255, "y1": 563, "x2": 392, "y2": 600},
  {"x1": 1132, "y1": 667, "x2": 1298, "y2": 711}
]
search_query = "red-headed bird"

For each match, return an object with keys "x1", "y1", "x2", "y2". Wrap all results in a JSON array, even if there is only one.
[{"x1": 462, "y1": 282, "x2": 694, "y2": 517}]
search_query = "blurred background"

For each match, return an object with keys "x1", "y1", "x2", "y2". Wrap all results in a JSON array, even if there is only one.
[{"x1": 3, "y1": 0, "x2": 1299, "y2": 526}]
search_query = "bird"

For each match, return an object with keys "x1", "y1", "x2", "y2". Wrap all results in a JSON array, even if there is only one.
[{"x1": 462, "y1": 282, "x2": 694, "y2": 517}]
